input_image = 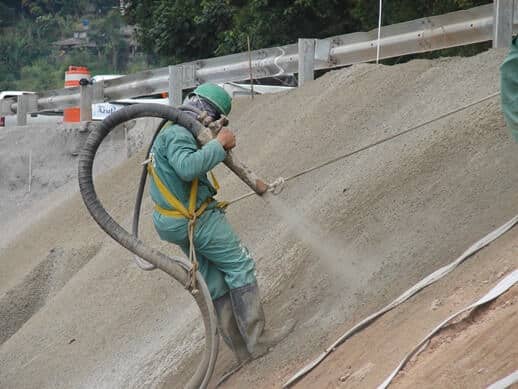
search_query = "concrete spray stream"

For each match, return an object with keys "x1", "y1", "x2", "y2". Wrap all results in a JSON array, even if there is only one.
[{"x1": 263, "y1": 193, "x2": 361, "y2": 286}]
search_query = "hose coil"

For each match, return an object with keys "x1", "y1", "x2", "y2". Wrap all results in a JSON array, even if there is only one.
[{"x1": 78, "y1": 103, "x2": 219, "y2": 389}]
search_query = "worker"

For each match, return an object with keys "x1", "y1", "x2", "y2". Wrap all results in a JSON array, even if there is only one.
[
  {"x1": 148, "y1": 83, "x2": 294, "y2": 364},
  {"x1": 501, "y1": 35, "x2": 518, "y2": 142}
]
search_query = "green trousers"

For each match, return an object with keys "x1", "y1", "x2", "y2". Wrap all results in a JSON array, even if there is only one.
[{"x1": 153, "y1": 208, "x2": 257, "y2": 300}]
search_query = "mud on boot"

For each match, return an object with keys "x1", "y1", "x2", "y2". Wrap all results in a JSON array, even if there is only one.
[
  {"x1": 230, "y1": 281, "x2": 296, "y2": 357},
  {"x1": 213, "y1": 293, "x2": 251, "y2": 364}
]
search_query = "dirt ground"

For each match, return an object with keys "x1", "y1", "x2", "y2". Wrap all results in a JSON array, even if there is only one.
[
  {"x1": 1, "y1": 48, "x2": 517, "y2": 389},
  {"x1": 284, "y1": 225, "x2": 518, "y2": 389}
]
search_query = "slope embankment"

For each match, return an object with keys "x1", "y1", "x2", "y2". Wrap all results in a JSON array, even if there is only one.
[
  {"x1": 0, "y1": 117, "x2": 160, "y2": 247},
  {"x1": 0, "y1": 48, "x2": 516, "y2": 389},
  {"x1": 287, "y1": 225, "x2": 517, "y2": 389}
]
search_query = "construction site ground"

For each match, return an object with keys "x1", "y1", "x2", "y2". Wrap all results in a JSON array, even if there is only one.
[
  {"x1": 278, "y1": 226, "x2": 518, "y2": 389},
  {"x1": 0, "y1": 48, "x2": 517, "y2": 389}
]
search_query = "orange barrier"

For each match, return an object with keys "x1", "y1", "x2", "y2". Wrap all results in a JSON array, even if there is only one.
[{"x1": 63, "y1": 66, "x2": 90, "y2": 123}]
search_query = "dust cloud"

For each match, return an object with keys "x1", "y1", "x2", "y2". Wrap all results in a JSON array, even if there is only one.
[{"x1": 264, "y1": 193, "x2": 360, "y2": 284}]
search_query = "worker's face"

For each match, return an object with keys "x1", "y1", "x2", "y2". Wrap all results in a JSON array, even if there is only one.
[{"x1": 194, "y1": 95, "x2": 221, "y2": 121}]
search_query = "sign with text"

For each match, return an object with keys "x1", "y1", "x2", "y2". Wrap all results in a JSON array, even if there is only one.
[{"x1": 92, "y1": 102, "x2": 124, "y2": 120}]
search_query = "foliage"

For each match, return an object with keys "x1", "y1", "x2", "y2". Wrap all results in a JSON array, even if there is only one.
[
  {"x1": 126, "y1": 0, "x2": 359, "y2": 63},
  {"x1": 126, "y1": 0, "x2": 492, "y2": 65},
  {"x1": 89, "y1": 11, "x2": 130, "y2": 71},
  {"x1": 19, "y1": 0, "x2": 114, "y2": 18},
  {"x1": 126, "y1": 0, "x2": 234, "y2": 65},
  {"x1": 0, "y1": 0, "x2": 495, "y2": 91},
  {"x1": 216, "y1": 0, "x2": 359, "y2": 55},
  {"x1": 0, "y1": 0, "x2": 137, "y2": 91},
  {"x1": 17, "y1": 58, "x2": 66, "y2": 90}
]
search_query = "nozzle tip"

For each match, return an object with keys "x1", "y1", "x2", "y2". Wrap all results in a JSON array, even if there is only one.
[{"x1": 256, "y1": 179, "x2": 269, "y2": 195}]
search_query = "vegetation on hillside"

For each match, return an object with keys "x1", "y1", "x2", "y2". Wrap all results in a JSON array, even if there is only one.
[
  {"x1": 0, "y1": 0, "x2": 144, "y2": 91},
  {"x1": 1, "y1": 0, "x2": 492, "y2": 92},
  {"x1": 127, "y1": 0, "x2": 491, "y2": 65}
]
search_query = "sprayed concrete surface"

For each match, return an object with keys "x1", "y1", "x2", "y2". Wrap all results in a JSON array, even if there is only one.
[
  {"x1": 0, "y1": 117, "x2": 160, "y2": 248},
  {"x1": 1, "y1": 49, "x2": 517, "y2": 388},
  {"x1": 290, "y1": 224, "x2": 518, "y2": 389}
]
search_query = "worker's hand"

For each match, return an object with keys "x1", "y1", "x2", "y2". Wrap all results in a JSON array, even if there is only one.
[{"x1": 217, "y1": 128, "x2": 236, "y2": 150}]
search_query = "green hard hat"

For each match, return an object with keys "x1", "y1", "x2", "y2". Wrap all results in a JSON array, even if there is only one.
[{"x1": 193, "y1": 83, "x2": 232, "y2": 115}]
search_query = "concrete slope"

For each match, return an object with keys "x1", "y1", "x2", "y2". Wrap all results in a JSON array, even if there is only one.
[
  {"x1": 290, "y1": 224, "x2": 517, "y2": 389},
  {"x1": 0, "y1": 48, "x2": 517, "y2": 388},
  {"x1": 0, "y1": 117, "x2": 160, "y2": 246}
]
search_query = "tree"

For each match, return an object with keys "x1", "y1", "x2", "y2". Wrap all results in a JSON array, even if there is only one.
[
  {"x1": 126, "y1": 0, "x2": 492, "y2": 65},
  {"x1": 19, "y1": 0, "x2": 118, "y2": 18},
  {"x1": 216, "y1": 0, "x2": 359, "y2": 55},
  {"x1": 126, "y1": 0, "x2": 234, "y2": 64},
  {"x1": 18, "y1": 58, "x2": 66, "y2": 90},
  {"x1": 126, "y1": 0, "x2": 359, "y2": 62},
  {"x1": 89, "y1": 11, "x2": 130, "y2": 71},
  {"x1": 0, "y1": 0, "x2": 133, "y2": 91},
  {"x1": 0, "y1": 1, "x2": 18, "y2": 27}
]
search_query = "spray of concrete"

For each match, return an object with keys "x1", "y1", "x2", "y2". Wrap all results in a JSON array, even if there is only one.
[{"x1": 263, "y1": 193, "x2": 360, "y2": 285}]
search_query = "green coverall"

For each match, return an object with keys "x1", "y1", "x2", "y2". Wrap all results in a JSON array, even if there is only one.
[
  {"x1": 149, "y1": 123, "x2": 257, "y2": 300},
  {"x1": 501, "y1": 36, "x2": 518, "y2": 142}
]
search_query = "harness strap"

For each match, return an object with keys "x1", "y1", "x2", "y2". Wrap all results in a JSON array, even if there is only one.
[
  {"x1": 147, "y1": 162, "x2": 193, "y2": 219},
  {"x1": 154, "y1": 199, "x2": 211, "y2": 219},
  {"x1": 146, "y1": 155, "x2": 228, "y2": 293},
  {"x1": 209, "y1": 171, "x2": 220, "y2": 190}
]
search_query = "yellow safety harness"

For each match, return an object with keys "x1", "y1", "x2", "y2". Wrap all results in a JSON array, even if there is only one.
[{"x1": 147, "y1": 156, "x2": 228, "y2": 293}]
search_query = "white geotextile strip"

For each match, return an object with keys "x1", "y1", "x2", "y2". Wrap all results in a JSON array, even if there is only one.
[
  {"x1": 487, "y1": 370, "x2": 518, "y2": 389},
  {"x1": 378, "y1": 269, "x2": 518, "y2": 389},
  {"x1": 283, "y1": 215, "x2": 518, "y2": 387}
]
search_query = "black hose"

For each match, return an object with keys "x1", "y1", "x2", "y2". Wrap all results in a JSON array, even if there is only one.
[
  {"x1": 131, "y1": 118, "x2": 167, "y2": 270},
  {"x1": 78, "y1": 103, "x2": 218, "y2": 389},
  {"x1": 131, "y1": 105, "x2": 203, "y2": 271}
]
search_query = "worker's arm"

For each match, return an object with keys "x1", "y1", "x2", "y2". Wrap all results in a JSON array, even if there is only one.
[{"x1": 165, "y1": 128, "x2": 228, "y2": 182}]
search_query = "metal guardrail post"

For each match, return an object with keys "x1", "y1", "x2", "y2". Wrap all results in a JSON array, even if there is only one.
[
  {"x1": 169, "y1": 65, "x2": 183, "y2": 106},
  {"x1": 93, "y1": 81, "x2": 104, "y2": 103},
  {"x1": 0, "y1": 99, "x2": 12, "y2": 116},
  {"x1": 493, "y1": 0, "x2": 514, "y2": 48},
  {"x1": 298, "y1": 39, "x2": 316, "y2": 86},
  {"x1": 16, "y1": 95, "x2": 37, "y2": 126},
  {"x1": 80, "y1": 84, "x2": 93, "y2": 122},
  {"x1": 16, "y1": 95, "x2": 29, "y2": 126}
]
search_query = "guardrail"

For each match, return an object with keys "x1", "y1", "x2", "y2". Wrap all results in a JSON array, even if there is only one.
[{"x1": 2, "y1": 2, "x2": 517, "y2": 125}]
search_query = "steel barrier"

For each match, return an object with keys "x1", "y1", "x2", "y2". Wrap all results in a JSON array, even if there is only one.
[{"x1": 2, "y1": 3, "x2": 517, "y2": 123}]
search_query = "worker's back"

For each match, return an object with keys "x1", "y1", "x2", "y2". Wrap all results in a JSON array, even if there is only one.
[{"x1": 148, "y1": 123, "x2": 223, "y2": 233}]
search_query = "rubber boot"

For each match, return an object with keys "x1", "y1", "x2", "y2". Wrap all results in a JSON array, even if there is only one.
[
  {"x1": 213, "y1": 293, "x2": 251, "y2": 364},
  {"x1": 230, "y1": 282, "x2": 295, "y2": 357}
]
